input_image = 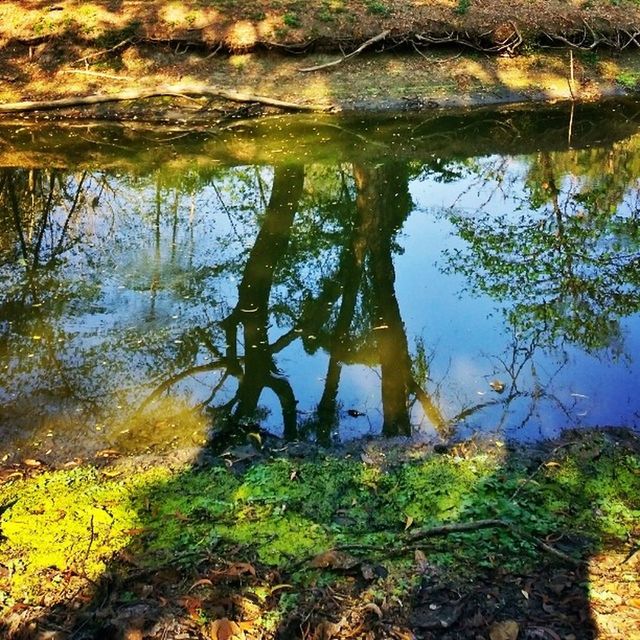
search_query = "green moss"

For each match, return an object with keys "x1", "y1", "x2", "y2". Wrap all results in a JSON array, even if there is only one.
[
  {"x1": 0, "y1": 466, "x2": 171, "y2": 598},
  {"x1": 1, "y1": 438, "x2": 638, "y2": 611}
]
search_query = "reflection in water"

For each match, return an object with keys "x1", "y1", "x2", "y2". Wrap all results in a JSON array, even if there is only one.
[{"x1": 2, "y1": 106, "x2": 640, "y2": 460}]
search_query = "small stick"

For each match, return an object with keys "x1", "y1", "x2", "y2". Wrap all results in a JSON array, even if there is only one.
[
  {"x1": 73, "y1": 38, "x2": 133, "y2": 66},
  {"x1": 299, "y1": 30, "x2": 390, "y2": 72}
]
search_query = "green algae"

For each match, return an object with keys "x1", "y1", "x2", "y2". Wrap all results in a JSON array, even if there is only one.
[{"x1": 0, "y1": 436, "x2": 638, "y2": 611}]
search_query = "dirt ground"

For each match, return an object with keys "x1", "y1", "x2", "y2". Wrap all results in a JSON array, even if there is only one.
[
  {"x1": 3, "y1": 40, "x2": 640, "y2": 123},
  {"x1": 2, "y1": 0, "x2": 640, "y2": 51}
]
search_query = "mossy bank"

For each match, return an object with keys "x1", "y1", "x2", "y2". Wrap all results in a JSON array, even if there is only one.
[{"x1": 1, "y1": 429, "x2": 639, "y2": 638}]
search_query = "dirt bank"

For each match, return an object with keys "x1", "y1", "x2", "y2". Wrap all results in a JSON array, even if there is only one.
[
  {"x1": 4, "y1": 2, "x2": 640, "y2": 121},
  {"x1": 3, "y1": 0, "x2": 640, "y2": 52},
  {"x1": 3, "y1": 40, "x2": 640, "y2": 123}
]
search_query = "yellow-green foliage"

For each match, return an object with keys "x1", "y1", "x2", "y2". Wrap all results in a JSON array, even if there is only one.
[{"x1": 0, "y1": 466, "x2": 172, "y2": 600}]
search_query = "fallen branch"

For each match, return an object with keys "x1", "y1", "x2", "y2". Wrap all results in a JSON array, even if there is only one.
[
  {"x1": 289, "y1": 517, "x2": 582, "y2": 571},
  {"x1": 299, "y1": 30, "x2": 390, "y2": 72},
  {"x1": 62, "y1": 69, "x2": 135, "y2": 82},
  {"x1": 407, "y1": 518, "x2": 509, "y2": 542},
  {"x1": 72, "y1": 38, "x2": 133, "y2": 66},
  {"x1": 0, "y1": 84, "x2": 332, "y2": 114}
]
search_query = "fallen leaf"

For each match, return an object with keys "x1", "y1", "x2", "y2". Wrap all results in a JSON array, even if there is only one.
[
  {"x1": 23, "y1": 458, "x2": 42, "y2": 467},
  {"x1": 312, "y1": 617, "x2": 346, "y2": 640},
  {"x1": 489, "y1": 620, "x2": 519, "y2": 640},
  {"x1": 414, "y1": 549, "x2": 428, "y2": 572},
  {"x1": 247, "y1": 432, "x2": 262, "y2": 447},
  {"x1": 309, "y1": 550, "x2": 360, "y2": 570},
  {"x1": 362, "y1": 602, "x2": 383, "y2": 619},
  {"x1": 270, "y1": 584, "x2": 293, "y2": 594},
  {"x1": 210, "y1": 562, "x2": 256, "y2": 581},
  {"x1": 404, "y1": 515, "x2": 414, "y2": 530},
  {"x1": 208, "y1": 618, "x2": 246, "y2": 640},
  {"x1": 174, "y1": 510, "x2": 190, "y2": 522},
  {"x1": 489, "y1": 380, "x2": 506, "y2": 393},
  {"x1": 178, "y1": 595, "x2": 203, "y2": 617},
  {"x1": 189, "y1": 578, "x2": 214, "y2": 591},
  {"x1": 95, "y1": 448, "x2": 120, "y2": 458}
]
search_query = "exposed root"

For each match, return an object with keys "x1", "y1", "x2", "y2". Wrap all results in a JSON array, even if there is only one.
[{"x1": 0, "y1": 84, "x2": 333, "y2": 114}]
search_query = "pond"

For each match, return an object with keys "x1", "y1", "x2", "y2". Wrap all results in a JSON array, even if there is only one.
[{"x1": 1, "y1": 100, "x2": 640, "y2": 462}]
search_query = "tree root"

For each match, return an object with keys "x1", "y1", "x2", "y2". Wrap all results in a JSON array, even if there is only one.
[
  {"x1": 0, "y1": 84, "x2": 333, "y2": 114},
  {"x1": 299, "y1": 30, "x2": 391, "y2": 72}
]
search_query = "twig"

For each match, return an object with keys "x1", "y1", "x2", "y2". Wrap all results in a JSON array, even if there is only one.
[
  {"x1": 288, "y1": 517, "x2": 582, "y2": 571},
  {"x1": 510, "y1": 441, "x2": 576, "y2": 500},
  {"x1": 407, "y1": 518, "x2": 508, "y2": 542},
  {"x1": 61, "y1": 69, "x2": 135, "y2": 82},
  {"x1": 72, "y1": 38, "x2": 133, "y2": 66},
  {"x1": 298, "y1": 30, "x2": 390, "y2": 72}
]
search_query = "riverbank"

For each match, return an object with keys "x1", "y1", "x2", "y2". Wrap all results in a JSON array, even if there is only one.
[
  {"x1": 4, "y1": 0, "x2": 640, "y2": 122},
  {"x1": 1, "y1": 429, "x2": 638, "y2": 639},
  {"x1": 3, "y1": 42, "x2": 640, "y2": 122}
]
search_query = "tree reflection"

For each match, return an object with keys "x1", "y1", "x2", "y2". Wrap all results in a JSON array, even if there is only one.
[
  {"x1": 444, "y1": 148, "x2": 640, "y2": 353},
  {"x1": 3, "y1": 133, "x2": 640, "y2": 458}
]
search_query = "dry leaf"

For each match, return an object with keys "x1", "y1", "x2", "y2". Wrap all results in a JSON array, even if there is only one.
[
  {"x1": 414, "y1": 549, "x2": 428, "y2": 572},
  {"x1": 404, "y1": 515, "x2": 414, "y2": 530},
  {"x1": 360, "y1": 453, "x2": 376, "y2": 465},
  {"x1": 312, "y1": 617, "x2": 346, "y2": 640},
  {"x1": 489, "y1": 620, "x2": 519, "y2": 640},
  {"x1": 95, "y1": 448, "x2": 120, "y2": 458},
  {"x1": 489, "y1": 380, "x2": 506, "y2": 393},
  {"x1": 362, "y1": 602, "x2": 383, "y2": 619},
  {"x1": 309, "y1": 550, "x2": 359, "y2": 570},
  {"x1": 23, "y1": 458, "x2": 42, "y2": 467},
  {"x1": 247, "y1": 432, "x2": 262, "y2": 447},
  {"x1": 189, "y1": 578, "x2": 214, "y2": 591},
  {"x1": 270, "y1": 584, "x2": 293, "y2": 594},
  {"x1": 208, "y1": 618, "x2": 246, "y2": 640}
]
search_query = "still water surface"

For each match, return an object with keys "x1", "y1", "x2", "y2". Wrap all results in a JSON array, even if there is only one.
[{"x1": 1, "y1": 102, "x2": 640, "y2": 461}]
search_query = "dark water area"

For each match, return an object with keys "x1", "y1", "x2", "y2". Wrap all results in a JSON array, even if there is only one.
[{"x1": 2, "y1": 101, "x2": 640, "y2": 462}]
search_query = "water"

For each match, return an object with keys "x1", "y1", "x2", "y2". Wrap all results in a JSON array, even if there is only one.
[{"x1": 1, "y1": 101, "x2": 640, "y2": 462}]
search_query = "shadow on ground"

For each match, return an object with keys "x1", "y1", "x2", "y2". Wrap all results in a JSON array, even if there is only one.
[{"x1": 1, "y1": 428, "x2": 639, "y2": 639}]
